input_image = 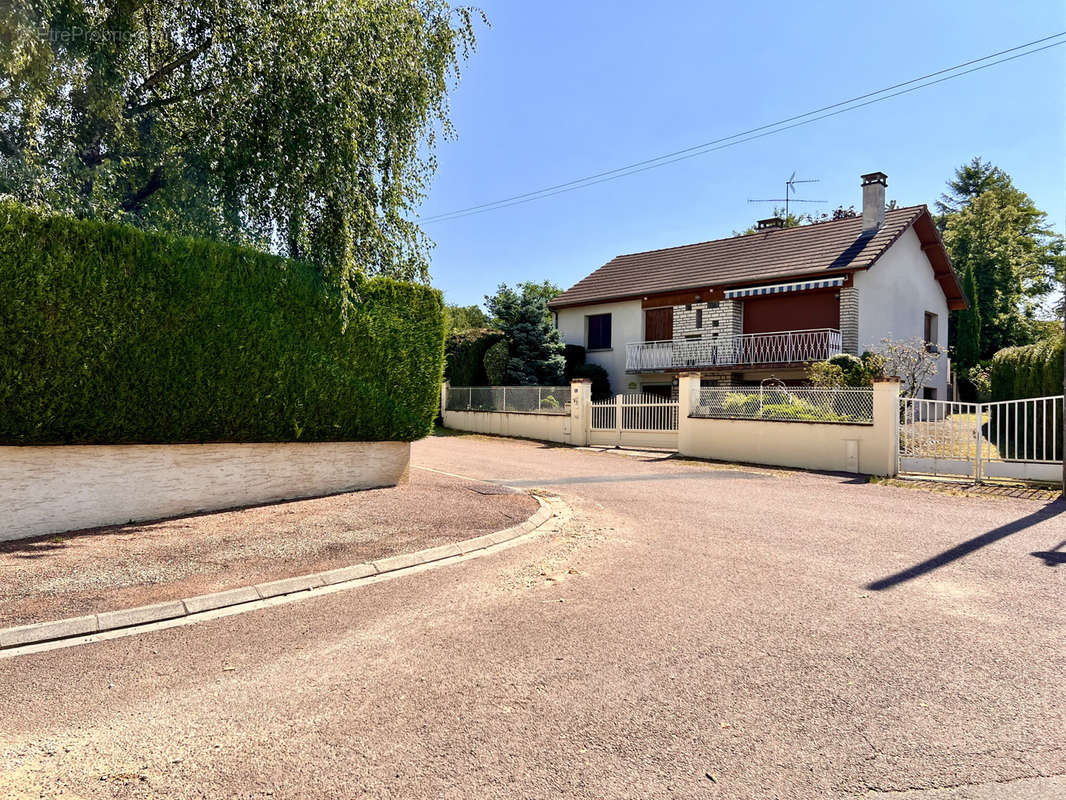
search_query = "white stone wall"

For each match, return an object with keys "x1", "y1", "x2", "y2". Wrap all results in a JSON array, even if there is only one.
[
  {"x1": 0, "y1": 441, "x2": 410, "y2": 542},
  {"x1": 840, "y1": 286, "x2": 860, "y2": 354},
  {"x1": 671, "y1": 299, "x2": 742, "y2": 341}
]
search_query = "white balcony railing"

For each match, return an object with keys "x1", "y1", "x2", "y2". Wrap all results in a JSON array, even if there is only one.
[{"x1": 625, "y1": 328, "x2": 842, "y2": 372}]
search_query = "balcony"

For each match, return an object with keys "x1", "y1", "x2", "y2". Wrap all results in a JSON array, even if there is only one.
[{"x1": 625, "y1": 328, "x2": 842, "y2": 372}]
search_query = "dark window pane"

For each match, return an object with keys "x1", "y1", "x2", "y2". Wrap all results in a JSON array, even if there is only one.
[{"x1": 587, "y1": 313, "x2": 612, "y2": 350}]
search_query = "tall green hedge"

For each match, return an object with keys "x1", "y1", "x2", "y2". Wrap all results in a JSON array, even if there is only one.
[
  {"x1": 987, "y1": 335, "x2": 1063, "y2": 460},
  {"x1": 989, "y1": 335, "x2": 1064, "y2": 401},
  {"x1": 0, "y1": 202, "x2": 445, "y2": 444},
  {"x1": 444, "y1": 328, "x2": 501, "y2": 386}
]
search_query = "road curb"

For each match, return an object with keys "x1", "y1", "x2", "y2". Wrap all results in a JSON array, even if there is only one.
[{"x1": 0, "y1": 493, "x2": 560, "y2": 652}]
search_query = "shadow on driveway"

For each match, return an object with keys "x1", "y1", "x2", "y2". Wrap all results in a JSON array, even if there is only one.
[{"x1": 866, "y1": 500, "x2": 1065, "y2": 590}]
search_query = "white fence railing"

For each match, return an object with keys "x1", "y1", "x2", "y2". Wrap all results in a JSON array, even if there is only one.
[
  {"x1": 590, "y1": 393, "x2": 679, "y2": 432},
  {"x1": 445, "y1": 386, "x2": 571, "y2": 414},
  {"x1": 899, "y1": 395, "x2": 1064, "y2": 482},
  {"x1": 625, "y1": 329, "x2": 842, "y2": 372},
  {"x1": 692, "y1": 386, "x2": 874, "y2": 424}
]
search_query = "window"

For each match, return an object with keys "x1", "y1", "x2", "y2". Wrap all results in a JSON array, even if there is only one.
[
  {"x1": 695, "y1": 309, "x2": 703, "y2": 329},
  {"x1": 587, "y1": 313, "x2": 612, "y2": 350},
  {"x1": 924, "y1": 312, "x2": 938, "y2": 344},
  {"x1": 922, "y1": 387, "x2": 937, "y2": 401}
]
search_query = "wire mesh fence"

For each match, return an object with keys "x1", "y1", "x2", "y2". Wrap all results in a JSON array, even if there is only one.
[
  {"x1": 445, "y1": 386, "x2": 571, "y2": 414},
  {"x1": 693, "y1": 386, "x2": 874, "y2": 424}
]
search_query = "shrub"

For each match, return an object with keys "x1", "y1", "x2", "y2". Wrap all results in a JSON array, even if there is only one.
[
  {"x1": 563, "y1": 344, "x2": 586, "y2": 379},
  {"x1": 722, "y1": 393, "x2": 761, "y2": 415},
  {"x1": 445, "y1": 328, "x2": 502, "y2": 386},
  {"x1": 809, "y1": 352, "x2": 884, "y2": 388},
  {"x1": 570, "y1": 363, "x2": 611, "y2": 400},
  {"x1": 0, "y1": 201, "x2": 444, "y2": 444},
  {"x1": 483, "y1": 339, "x2": 510, "y2": 385}
]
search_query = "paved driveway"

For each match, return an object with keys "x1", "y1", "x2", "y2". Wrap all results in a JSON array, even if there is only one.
[{"x1": 2, "y1": 434, "x2": 1063, "y2": 799}]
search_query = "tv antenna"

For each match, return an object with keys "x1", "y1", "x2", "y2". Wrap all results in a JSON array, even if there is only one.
[{"x1": 748, "y1": 171, "x2": 826, "y2": 218}]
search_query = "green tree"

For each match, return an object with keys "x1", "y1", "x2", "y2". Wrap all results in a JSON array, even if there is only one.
[
  {"x1": 485, "y1": 281, "x2": 561, "y2": 326},
  {"x1": 935, "y1": 157, "x2": 1013, "y2": 218},
  {"x1": 940, "y1": 162, "x2": 1064, "y2": 358},
  {"x1": 0, "y1": 1, "x2": 481, "y2": 287},
  {"x1": 444, "y1": 304, "x2": 489, "y2": 335},
  {"x1": 954, "y1": 264, "x2": 982, "y2": 370},
  {"x1": 484, "y1": 282, "x2": 564, "y2": 385}
]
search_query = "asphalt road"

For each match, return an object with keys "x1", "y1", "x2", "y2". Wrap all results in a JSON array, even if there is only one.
[{"x1": 2, "y1": 434, "x2": 1064, "y2": 799}]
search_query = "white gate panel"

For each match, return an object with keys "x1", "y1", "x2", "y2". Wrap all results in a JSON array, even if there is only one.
[
  {"x1": 589, "y1": 393, "x2": 679, "y2": 450},
  {"x1": 899, "y1": 395, "x2": 1063, "y2": 484}
]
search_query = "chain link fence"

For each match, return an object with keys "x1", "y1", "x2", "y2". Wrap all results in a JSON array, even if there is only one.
[
  {"x1": 692, "y1": 386, "x2": 873, "y2": 424},
  {"x1": 445, "y1": 386, "x2": 571, "y2": 414}
]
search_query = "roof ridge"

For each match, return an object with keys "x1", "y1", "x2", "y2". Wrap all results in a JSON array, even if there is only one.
[{"x1": 609, "y1": 204, "x2": 925, "y2": 261}]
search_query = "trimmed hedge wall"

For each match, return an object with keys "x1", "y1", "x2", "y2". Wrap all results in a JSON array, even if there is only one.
[
  {"x1": 0, "y1": 202, "x2": 445, "y2": 444},
  {"x1": 987, "y1": 335, "x2": 1063, "y2": 460},
  {"x1": 989, "y1": 335, "x2": 1064, "y2": 401},
  {"x1": 444, "y1": 328, "x2": 501, "y2": 386}
]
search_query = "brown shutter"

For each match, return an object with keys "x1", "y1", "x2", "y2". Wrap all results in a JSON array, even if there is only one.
[{"x1": 644, "y1": 308, "x2": 673, "y2": 341}]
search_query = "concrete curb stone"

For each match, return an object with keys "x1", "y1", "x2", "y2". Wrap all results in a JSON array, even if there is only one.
[
  {"x1": 96, "y1": 600, "x2": 186, "y2": 631},
  {"x1": 182, "y1": 586, "x2": 261, "y2": 615},
  {"x1": 0, "y1": 614, "x2": 99, "y2": 649},
  {"x1": 0, "y1": 492, "x2": 559, "y2": 651},
  {"x1": 255, "y1": 574, "x2": 324, "y2": 600},
  {"x1": 318, "y1": 563, "x2": 377, "y2": 586}
]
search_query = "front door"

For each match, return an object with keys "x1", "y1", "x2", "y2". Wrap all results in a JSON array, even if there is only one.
[{"x1": 645, "y1": 308, "x2": 673, "y2": 342}]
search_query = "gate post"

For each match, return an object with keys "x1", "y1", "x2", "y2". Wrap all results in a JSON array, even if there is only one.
[
  {"x1": 873, "y1": 378, "x2": 901, "y2": 477},
  {"x1": 677, "y1": 372, "x2": 701, "y2": 456},
  {"x1": 569, "y1": 378, "x2": 591, "y2": 447},
  {"x1": 615, "y1": 394, "x2": 623, "y2": 445},
  {"x1": 974, "y1": 404, "x2": 984, "y2": 483}
]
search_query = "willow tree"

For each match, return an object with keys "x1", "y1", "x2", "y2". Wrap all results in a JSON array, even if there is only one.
[{"x1": 0, "y1": 1, "x2": 480, "y2": 285}]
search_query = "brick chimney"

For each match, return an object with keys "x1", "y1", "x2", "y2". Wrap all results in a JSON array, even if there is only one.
[{"x1": 861, "y1": 172, "x2": 887, "y2": 233}]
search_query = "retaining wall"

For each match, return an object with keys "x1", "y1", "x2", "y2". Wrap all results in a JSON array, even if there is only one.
[{"x1": 0, "y1": 441, "x2": 410, "y2": 542}]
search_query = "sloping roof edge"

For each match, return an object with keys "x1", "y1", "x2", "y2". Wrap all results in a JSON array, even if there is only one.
[{"x1": 548, "y1": 205, "x2": 967, "y2": 311}]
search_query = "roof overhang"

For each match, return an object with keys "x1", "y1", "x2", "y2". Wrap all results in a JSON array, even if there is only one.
[
  {"x1": 912, "y1": 210, "x2": 967, "y2": 310},
  {"x1": 547, "y1": 206, "x2": 966, "y2": 311}
]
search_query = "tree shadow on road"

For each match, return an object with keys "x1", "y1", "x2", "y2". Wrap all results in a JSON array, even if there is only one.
[
  {"x1": 866, "y1": 500, "x2": 1065, "y2": 590},
  {"x1": 1032, "y1": 536, "x2": 1066, "y2": 566}
]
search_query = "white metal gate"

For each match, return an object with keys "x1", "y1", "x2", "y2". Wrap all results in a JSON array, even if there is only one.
[
  {"x1": 589, "y1": 393, "x2": 679, "y2": 449},
  {"x1": 899, "y1": 395, "x2": 1063, "y2": 483}
]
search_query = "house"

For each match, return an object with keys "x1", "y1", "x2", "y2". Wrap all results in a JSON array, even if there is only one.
[{"x1": 548, "y1": 172, "x2": 967, "y2": 399}]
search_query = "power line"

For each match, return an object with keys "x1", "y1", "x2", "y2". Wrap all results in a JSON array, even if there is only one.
[{"x1": 419, "y1": 32, "x2": 1066, "y2": 224}]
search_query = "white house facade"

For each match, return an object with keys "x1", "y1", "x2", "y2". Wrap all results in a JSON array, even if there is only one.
[{"x1": 550, "y1": 173, "x2": 965, "y2": 399}]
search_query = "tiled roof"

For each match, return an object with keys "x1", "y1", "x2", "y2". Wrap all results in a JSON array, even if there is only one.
[{"x1": 549, "y1": 205, "x2": 934, "y2": 308}]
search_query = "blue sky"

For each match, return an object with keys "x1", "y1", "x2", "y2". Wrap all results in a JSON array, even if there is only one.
[{"x1": 417, "y1": 1, "x2": 1066, "y2": 308}]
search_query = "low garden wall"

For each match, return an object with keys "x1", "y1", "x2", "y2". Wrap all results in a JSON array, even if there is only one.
[
  {"x1": 677, "y1": 375, "x2": 899, "y2": 476},
  {"x1": 0, "y1": 442, "x2": 409, "y2": 542},
  {"x1": 441, "y1": 409, "x2": 571, "y2": 444}
]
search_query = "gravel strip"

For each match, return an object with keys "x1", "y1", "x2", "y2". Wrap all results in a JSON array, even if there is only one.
[{"x1": 0, "y1": 468, "x2": 537, "y2": 627}]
